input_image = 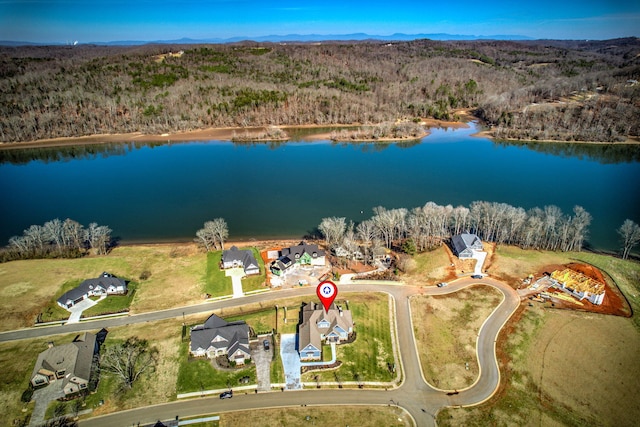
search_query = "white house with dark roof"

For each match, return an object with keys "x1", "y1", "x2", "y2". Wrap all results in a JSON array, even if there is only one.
[
  {"x1": 298, "y1": 302, "x2": 353, "y2": 362},
  {"x1": 451, "y1": 233, "x2": 483, "y2": 259},
  {"x1": 57, "y1": 272, "x2": 127, "y2": 310},
  {"x1": 270, "y1": 242, "x2": 326, "y2": 276},
  {"x1": 189, "y1": 314, "x2": 251, "y2": 365},
  {"x1": 222, "y1": 246, "x2": 260, "y2": 276},
  {"x1": 31, "y1": 332, "x2": 98, "y2": 395}
]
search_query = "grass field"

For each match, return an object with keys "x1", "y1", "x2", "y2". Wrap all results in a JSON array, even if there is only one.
[
  {"x1": 219, "y1": 405, "x2": 412, "y2": 426},
  {"x1": 438, "y1": 249, "x2": 640, "y2": 426},
  {"x1": 402, "y1": 246, "x2": 452, "y2": 285},
  {"x1": 0, "y1": 244, "x2": 207, "y2": 331},
  {"x1": 411, "y1": 286, "x2": 503, "y2": 389}
]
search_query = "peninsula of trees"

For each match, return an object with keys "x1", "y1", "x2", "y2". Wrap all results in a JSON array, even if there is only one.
[{"x1": 1, "y1": 38, "x2": 638, "y2": 144}]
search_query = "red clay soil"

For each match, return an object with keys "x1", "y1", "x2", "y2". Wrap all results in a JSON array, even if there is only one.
[{"x1": 537, "y1": 263, "x2": 631, "y2": 317}]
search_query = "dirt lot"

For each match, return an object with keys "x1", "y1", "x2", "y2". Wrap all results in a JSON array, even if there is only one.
[{"x1": 525, "y1": 262, "x2": 631, "y2": 318}]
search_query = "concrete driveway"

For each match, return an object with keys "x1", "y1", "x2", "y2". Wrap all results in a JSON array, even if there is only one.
[
  {"x1": 279, "y1": 334, "x2": 302, "y2": 390},
  {"x1": 471, "y1": 250, "x2": 488, "y2": 276},
  {"x1": 67, "y1": 296, "x2": 103, "y2": 323},
  {"x1": 225, "y1": 268, "x2": 245, "y2": 298}
]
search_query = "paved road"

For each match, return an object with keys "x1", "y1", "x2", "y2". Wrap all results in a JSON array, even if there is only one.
[{"x1": 4, "y1": 278, "x2": 520, "y2": 426}]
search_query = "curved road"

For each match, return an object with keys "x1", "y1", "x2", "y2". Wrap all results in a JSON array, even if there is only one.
[{"x1": 2, "y1": 278, "x2": 520, "y2": 426}]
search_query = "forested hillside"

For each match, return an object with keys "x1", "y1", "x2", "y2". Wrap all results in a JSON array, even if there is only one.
[{"x1": 1, "y1": 38, "x2": 639, "y2": 143}]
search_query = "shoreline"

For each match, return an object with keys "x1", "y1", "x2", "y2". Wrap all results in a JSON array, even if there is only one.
[
  {"x1": 1, "y1": 115, "x2": 637, "y2": 151},
  {"x1": 473, "y1": 128, "x2": 640, "y2": 145},
  {"x1": 0, "y1": 116, "x2": 473, "y2": 151}
]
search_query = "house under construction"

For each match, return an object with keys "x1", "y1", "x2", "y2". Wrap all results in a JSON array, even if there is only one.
[{"x1": 550, "y1": 268, "x2": 606, "y2": 305}]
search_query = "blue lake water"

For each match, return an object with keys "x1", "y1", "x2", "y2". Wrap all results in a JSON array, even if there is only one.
[{"x1": 1, "y1": 123, "x2": 639, "y2": 252}]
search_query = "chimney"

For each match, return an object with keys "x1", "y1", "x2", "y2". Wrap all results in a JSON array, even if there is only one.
[
  {"x1": 47, "y1": 342, "x2": 54, "y2": 348},
  {"x1": 338, "y1": 306, "x2": 343, "y2": 317}
]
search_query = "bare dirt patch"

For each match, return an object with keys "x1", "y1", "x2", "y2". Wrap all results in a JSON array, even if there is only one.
[{"x1": 529, "y1": 262, "x2": 630, "y2": 317}]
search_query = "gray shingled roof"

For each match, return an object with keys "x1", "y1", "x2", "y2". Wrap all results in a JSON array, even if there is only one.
[
  {"x1": 281, "y1": 242, "x2": 325, "y2": 260},
  {"x1": 222, "y1": 246, "x2": 259, "y2": 274},
  {"x1": 31, "y1": 332, "x2": 97, "y2": 385},
  {"x1": 451, "y1": 233, "x2": 481, "y2": 255},
  {"x1": 190, "y1": 314, "x2": 250, "y2": 355},
  {"x1": 57, "y1": 273, "x2": 126, "y2": 306}
]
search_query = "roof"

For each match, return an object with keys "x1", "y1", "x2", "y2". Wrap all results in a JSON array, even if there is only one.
[
  {"x1": 190, "y1": 314, "x2": 250, "y2": 355},
  {"x1": 222, "y1": 246, "x2": 259, "y2": 273},
  {"x1": 31, "y1": 332, "x2": 97, "y2": 383},
  {"x1": 57, "y1": 273, "x2": 126, "y2": 305},
  {"x1": 298, "y1": 302, "x2": 353, "y2": 353},
  {"x1": 273, "y1": 242, "x2": 325, "y2": 272},
  {"x1": 281, "y1": 242, "x2": 325, "y2": 260},
  {"x1": 451, "y1": 233, "x2": 481, "y2": 255}
]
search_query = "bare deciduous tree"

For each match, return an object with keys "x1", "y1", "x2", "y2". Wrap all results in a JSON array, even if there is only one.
[
  {"x1": 319, "y1": 216, "x2": 346, "y2": 248},
  {"x1": 618, "y1": 219, "x2": 640, "y2": 260},
  {"x1": 100, "y1": 337, "x2": 158, "y2": 390},
  {"x1": 86, "y1": 222, "x2": 112, "y2": 255},
  {"x1": 195, "y1": 218, "x2": 229, "y2": 251}
]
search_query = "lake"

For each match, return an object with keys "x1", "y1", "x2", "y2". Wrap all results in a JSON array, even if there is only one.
[{"x1": 1, "y1": 123, "x2": 639, "y2": 253}]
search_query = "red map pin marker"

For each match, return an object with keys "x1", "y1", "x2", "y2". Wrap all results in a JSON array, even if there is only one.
[{"x1": 316, "y1": 280, "x2": 338, "y2": 312}]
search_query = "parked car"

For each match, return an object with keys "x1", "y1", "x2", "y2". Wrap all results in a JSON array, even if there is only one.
[
  {"x1": 263, "y1": 339, "x2": 270, "y2": 351},
  {"x1": 471, "y1": 275, "x2": 483, "y2": 279},
  {"x1": 436, "y1": 282, "x2": 448, "y2": 287},
  {"x1": 219, "y1": 390, "x2": 233, "y2": 399}
]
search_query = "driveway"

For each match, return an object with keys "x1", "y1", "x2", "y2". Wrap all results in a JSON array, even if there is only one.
[
  {"x1": 279, "y1": 334, "x2": 302, "y2": 390},
  {"x1": 471, "y1": 250, "x2": 488, "y2": 276},
  {"x1": 252, "y1": 336, "x2": 272, "y2": 391},
  {"x1": 67, "y1": 296, "x2": 102, "y2": 324},
  {"x1": 225, "y1": 268, "x2": 245, "y2": 298},
  {"x1": 29, "y1": 381, "x2": 65, "y2": 426}
]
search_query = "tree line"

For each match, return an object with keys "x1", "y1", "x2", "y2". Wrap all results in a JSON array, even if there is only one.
[
  {"x1": 319, "y1": 201, "x2": 640, "y2": 261},
  {"x1": 1, "y1": 38, "x2": 637, "y2": 143},
  {"x1": 2, "y1": 218, "x2": 112, "y2": 262}
]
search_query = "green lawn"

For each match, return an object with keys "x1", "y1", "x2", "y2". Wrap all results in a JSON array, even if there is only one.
[
  {"x1": 204, "y1": 248, "x2": 266, "y2": 297},
  {"x1": 176, "y1": 343, "x2": 256, "y2": 393},
  {"x1": 39, "y1": 279, "x2": 83, "y2": 322},
  {"x1": 301, "y1": 292, "x2": 395, "y2": 383},
  {"x1": 270, "y1": 340, "x2": 285, "y2": 384},
  {"x1": 81, "y1": 283, "x2": 137, "y2": 317}
]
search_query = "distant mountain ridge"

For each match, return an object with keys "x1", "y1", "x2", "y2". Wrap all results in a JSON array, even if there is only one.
[{"x1": 1, "y1": 32, "x2": 534, "y2": 46}]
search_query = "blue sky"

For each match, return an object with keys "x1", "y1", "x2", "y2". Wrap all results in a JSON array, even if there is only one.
[{"x1": 1, "y1": 0, "x2": 639, "y2": 43}]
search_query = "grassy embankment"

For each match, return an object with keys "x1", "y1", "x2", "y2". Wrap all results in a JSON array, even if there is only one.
[{"x1": 437, "y1": 246, "x2": 640, "y2": 427}]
